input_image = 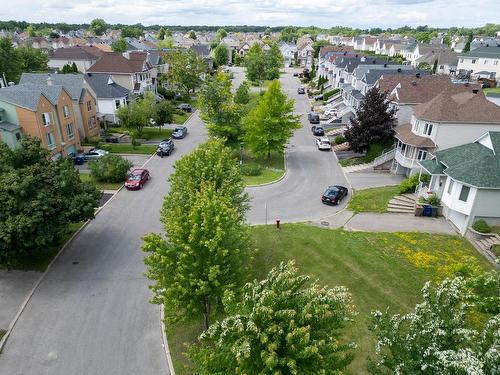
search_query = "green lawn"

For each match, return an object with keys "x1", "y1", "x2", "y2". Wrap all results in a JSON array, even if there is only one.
[
  {"x1": 79, "y1": 173, "x2": 123, "y2": 191},
  {"x1": 166, "y1": 224, "x2": 492, "y2": 374},
  {"x1": 484, "y1": 87, "x2": 500, "y2": 95},
  {"x1": 0, "y1": 222, "x2": 86, "y2": 272},
  {"x1": 238, "y1": 149, "x2": 285, "y2": 186},
  {"x1": 108, "y1": 127, "x2": 173, "y2": 141},
  {"x1": 0, "y1": 329, "x2": 5, "y2": 342},
  {"x1": 348, "y1": 186, "x2": 400, "y2": 213},
  {"x1": 243, "y1": 168, "x2": 284, "y2": 186},
  {"x1": 100, "y1": 143, "x2": 157, "y2": 155},
  {"x1": 173, "y1": 112, "x2": 190, "y2": 125},
  {"x1": 338, "y1": 144, "x2": 389, "y2": 167}
]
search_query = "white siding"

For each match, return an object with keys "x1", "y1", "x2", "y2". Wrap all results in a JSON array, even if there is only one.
[
  {"x1": 433, "y1": 122, "x2": 500, "y2": 150},
  {"x1": 441, "y1": 178, "x2": 477, "y2": 216}
]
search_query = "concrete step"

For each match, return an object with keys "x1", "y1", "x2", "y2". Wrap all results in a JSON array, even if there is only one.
[
  {"x1": 476, "y1": 239, "x2": 492, "y2": 252},
  {"x1": 402, "y1": 193, "x2": 418, "y2": 200},
  {"x1": 388, "y1": 199, "x2": 415, "y2": 208},
  {"x1": 387, "y1": 203, "x2": 414, "y2": 211},
  {"x1": 391, "y1": 195, "x2": 416, "y2": 205},
  {"x1": 342, "y1": 163, "x2": 374, "y2": 173},
  {"x1": 387, "y1": 207, "x2": 414, "y2": 214},
  {"x1": 333, "y1": 142, "x2": 350, "y2": 151}
]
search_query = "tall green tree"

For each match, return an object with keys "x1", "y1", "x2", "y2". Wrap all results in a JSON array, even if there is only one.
[
  {"x1": 370, "y1": 277, "x2": 500, "y2": 374},
  {"x1": 121, "y1": 25, "x2": 143, "y2": 38},
  {"x1": 17, "y1": 46, "x2": 48, "y2": 72},
  {"x1": 0, "y1": 37, "x2": 23, "y2": 83},
  {"x1": 157, "y1": 37, "x2": 174, "y2": 50},
  {"x1": 198, "y1": 72, "x2": 241, "y2": 141},
  {"x1": 215, "y1": 28, "x2": 227, "y2": 40},
  {"x1": 234, "y1": 81, "x2": 250, "y2": 105},
  {"x1": 116, "y1": 92, "x2": 156, "y2": 138},
  {"x1": 157, "y1": 27, "x2": 166, "y2": 40},
  {"x1": 154, "y1": 100, "x2": 174, "y2": 126},
  {"x1": 163, "y1": 49, "x2": 207, "y2": 96},
  {"x1": 280, "y1": 26, "x2": 299, "y2": 43},
  {"x1": 463, "y1": 33, "x2": 473, "y2": 53},
  {"x1": 344, "y1": 88, "x2": 395, "y2": 153},
  {"x1": 265, "y1": 42, "x2": 284, "y2": 80},
  {"x1": 142, "y1": 139, "x2": 250, "y2": 330},
  {"x1": 89, "y1": 18, "x2": 107, "y2": 36},
  {"x1": 213, "y1": 43, "x2": 229, "y2": 67},
  {"x1": 188, "y1": 30, "x2": 197, "y2": 39},
  {"x1": 0, "y1": 138, "x2": 100, "y2": 267},
  {"x1": 244, "y1": 43, "x2": 266, "y2": 83},
  {"x1": 243, "y1": 80, "x2": 301, "y2": 159},
  {"x1": 312, "y1": 40, "x2": 329, "y2": 58},
  {"x1": 111, "y1": 37, "x2": 127, "y2": 52},
  {"x1": 26, "y1": 24, "x2": 36, "y2": 38},
  {"x1": 189, "y1": 261, "x2": 356, "y2": 374}
]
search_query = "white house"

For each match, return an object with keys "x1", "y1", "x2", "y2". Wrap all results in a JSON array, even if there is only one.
[
  {"x1": 84, "y1": 73, "x2": 129, "y2": 124},
  {"x1": 419, "y1": 131, "x2": 500, "y2": 234},
  {"x1": 279, "y1": 41, "x2": 297, "y2": 67},
  {"x1": 457, "y1": 46, "x2": 500, "y2": 80}
]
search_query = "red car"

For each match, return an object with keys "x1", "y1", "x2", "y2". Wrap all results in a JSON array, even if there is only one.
[{"x1": 125, "y1": 169, "x2": 150, "y2": 190}]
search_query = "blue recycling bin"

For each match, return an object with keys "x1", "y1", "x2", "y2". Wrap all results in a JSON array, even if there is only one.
[{"x1": 422, "y1": 205, "x2": 432, "y2": 217}]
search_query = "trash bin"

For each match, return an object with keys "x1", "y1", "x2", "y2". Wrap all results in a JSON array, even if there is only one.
[
  {"x1": 422, "y1": 205, "x2": 432, "y2": 217},
  {"x1": 73, "y1": 156, "x2": 84, "y2": 165},
  {"x1": 430, "y1": 206, "x2": 438, "y2": 217}
]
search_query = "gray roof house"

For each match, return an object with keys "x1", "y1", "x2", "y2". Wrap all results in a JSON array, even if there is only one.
[{"x1": 84, "y1": 73, "x2": 129, "y2": 123}]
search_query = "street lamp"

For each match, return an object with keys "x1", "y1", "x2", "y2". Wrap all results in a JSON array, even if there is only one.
[{"x1": 240, "y1": 142, "x2": 244, "y2": 165}]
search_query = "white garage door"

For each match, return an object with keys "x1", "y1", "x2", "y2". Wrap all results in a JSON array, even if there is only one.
[{"x1": 447, "y1": 209, "x2": 467, "y2": 233}]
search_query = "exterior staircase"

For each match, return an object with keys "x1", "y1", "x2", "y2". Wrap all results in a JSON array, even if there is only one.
[
  {"x1": 387, "y1": 193, "x2": 417, "y2": 214},
  {"x1": 466, "y1": 229, "x2": 500, "y2": 268},
  {"x1": 342, "y1": 162, "x2": 374, "y2": 173},
  {"x1": 333, "y1": 141, "x2": 350, "y2": 152},
  {"x1": 326, "y1": 126, "x2": 347, "y2": 137}
]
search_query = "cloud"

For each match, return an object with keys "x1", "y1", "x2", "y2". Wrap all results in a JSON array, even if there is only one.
[{"x1": 2, "y1": 0, "x2": 499, "y2": 28}]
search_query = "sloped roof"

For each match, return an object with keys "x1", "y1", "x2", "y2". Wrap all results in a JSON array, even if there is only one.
[
  {"x1": 460, "y1": 45, "x2": 500, "y2": 59},
  {"x1": 84, "y1": 73, "x2": 129, "y2": 99},
  {"x1": 50, "y1": 45, "x2": 103, "y2": 60},
  {"x1": 395, "y1": 123, "x2": 436, "y2": 147},
  {"x1": 414, "y1": 89, "x2": 500, "y2": 123},
  {"x1": 0, "y1": 84, "x2": 59, "y2": 111},
  {"x1": 20, "y1": 73, "x2": 84, "y2": 101},
  {"x1": 87, "y1": 52, "x2": 146, "y2": 74},
  {"x1": 0, "y1": 121, "x2": 20, "y2": 131}
]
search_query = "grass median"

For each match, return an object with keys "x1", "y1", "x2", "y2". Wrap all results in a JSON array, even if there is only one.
[
  {"x1": 165, "y1": 223, "x2": 491, "y2": 374},
  {"x1": 79, "y1": 173, "x2": 123, "y2": 191},
  {"x1": 348, "y1": 185, "x2": 400, "y2": 213},
  {"x1": 101, "y1": 143, "x2": 157, "y2": 155}
]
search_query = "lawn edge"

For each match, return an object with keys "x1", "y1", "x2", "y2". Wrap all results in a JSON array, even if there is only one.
[
  {"x1": 161, "y1": 305, "x2": 177, "y2": 375},
  {"x1": 246, "y1": 152, "x2": 287, "y2": 188}
]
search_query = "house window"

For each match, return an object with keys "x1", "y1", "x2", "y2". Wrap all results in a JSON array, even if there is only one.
[
  {"x1": 87, "y1": 101, "x2": 92, "y2": 111},
  {"x1": 63, "y1": 105, "x2": 70, "y2": 118},
  {"x1": 459, "y1": 58, "x2": 464, "y2": 63},
  {"x1": 15, "y1": 132, "x2": 21, "y2": 140},
  {"x1": 46, "y1": 132, "x2": 55, "y2": 147},
  {"x1": 42, "y1": 112, "x2": 52, "y2": 126},
  {"x1": 471, "y1": 59, "x2": 476, "y2": 64},
  {"x1": 115, "y1": 99, "x2": 121, "y2": 109},
  {"x1": 494, "y1": 61, "x2": 499, "y2": 66},
  {"x1": 88, "y1": 116, "x2": 96, "y2": 129},
  {"x1": 66, "y1": 123, "x2": 74, "y2": 138},
  {"x1": 439, "y1": 65, "x2": 444, "y2": 69},
  {"x1": 423, "y1": 123, "x2": 433, "y2": 136},
  {"x1": 417, "y1": 150, "x2": 427, "y2": 160},
  {"x1": 459, "y1": 185, "x2": 470, "y2": 202},
  {"x1": 447, "y1": 179, "x2": 454, "y2": 195}
]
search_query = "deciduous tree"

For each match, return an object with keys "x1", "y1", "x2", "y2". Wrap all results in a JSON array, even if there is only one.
[
  {"x1": 89, "y1": 18, "x2": 107, "y2": 36},
  {"x1": 344, "y1": 87, "x2": 395, "y2": 153},
  {"x1": 0, "y1": 138, "x2": 100, "y2": 267},
  {"x1": 111, "y1": 37, "x2": 127, "y2": 52},
  {"x1": 116, "y1": 92, "x2": 156, "y2": 138},
  {"x1": 244, "y1": 43, "x2": 266, "y2": 83},
  {"x1": 234, "y1": 82, "x2": 250, "y2": 105},
  {"x1": 17, "y1": 46, "x2": 48, "y2": 72},
  {"x1": 265, "y1": 42, "x2": 284, "y2": 80},
  {"x1": 189, "y1": 261, "x2": 356, "y2": 374},
  {"x1": 243, "y1": 80, "x2": 301, "y2": 159},
  {"x1": 0, "y1": 37, "x2": 23, "y2": 83},
  {"x1": 163, "y1": 49, "x2": 206, "y2": 96},
  {"x1": 213, "y1": 43, "x2": 229, "y2": 67},
  {"x1": 142, "y1": 139, "x2": 250, "y2": 330}
]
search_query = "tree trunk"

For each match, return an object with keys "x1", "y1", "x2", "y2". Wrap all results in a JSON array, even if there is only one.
[
  {"x1": 203, "y1": 300, "x2": 211, "y2": 331},
  {"x1": 267, "y1": 148, "x2": 271, "y2": 162}
]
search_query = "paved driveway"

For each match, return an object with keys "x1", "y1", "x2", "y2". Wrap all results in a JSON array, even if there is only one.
[
  {"x1": 246, "y1": 68, "x2": 350, "y2": 224},
  {"x1": 0, "y1": 113, "x2": 207, "y2": 375},
  {"x1": 347, "y1": 170, "x2": 404, "y2": 190}
]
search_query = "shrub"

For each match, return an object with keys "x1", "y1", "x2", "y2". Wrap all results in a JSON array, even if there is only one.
[
  {"x1": 88, "y1": 154, "x2": 133, "y2": 183},
  {"x1": 473, "y1": 219, "x2": 491, "y2": 234},
  {"x1": 86, "y1": 136, "x2": 102, "y2": 147},
  {"x1": 323, "y1": 88, "x2": 340, "y2": 101},
  {"x1": 419, "y1": 193, "x2": 440, "y2": 206},
  {"x1": 398, "y1": 173, "x2": 430, "y2": 194},
  {"x1": 334, "y1": 135, "x2": 346, "y2": 145},
  {"x1": 240, "y1": 163, "x2": 262, "y2": 176},
  {"x1": 157, "y1": 86, "x2": 176, "y2": 100}
]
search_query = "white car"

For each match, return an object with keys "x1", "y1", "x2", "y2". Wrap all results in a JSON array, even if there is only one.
[
  {"x1": 82, "y1": 148, "x2": 109, "y2": 160},
  {"x1": 316, "y1": 137, "x2": 332, "y2": 151}
]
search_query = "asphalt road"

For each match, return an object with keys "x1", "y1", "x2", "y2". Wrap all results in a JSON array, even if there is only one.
[
  {"x1": 0, "y1": 112, "x2": 208, "y2": 375},
  {"x1": 245, "y1": 68, "x2": 350, "y2": 224}
]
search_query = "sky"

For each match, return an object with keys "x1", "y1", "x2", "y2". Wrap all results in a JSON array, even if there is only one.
[{"x1": 1, "y1": 0, "x2": 499, "y2": 29}]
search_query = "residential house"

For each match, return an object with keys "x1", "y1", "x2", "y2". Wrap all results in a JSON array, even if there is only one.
[
  {"x1": 0, "y1": 84, "x2": 81, "y2": 157},
  {"x1": 30, "y1": 36, "x2": 51, "y2": 50},
  {"x1": 435, "y1": 51, "x2": 459, "y2": 75},
  {"x1": 221, "y1": 35, "x2": 241, "y2": 64},
  {"x1": 0, "y1": 112, "x2": 22, "y2": 149},
  {"x1": 409, "y1": 43, "x2": 450, "y2": 67},
  {"x1": 20, "y1": 73, "x2": 100, "y2": 140},
  {"x1": 419, "y1": 131, "x2": 500, "y2": 234},
  {"x1": 84, "y1": 73, "x2": 129, "y2": 124},
  {"x1": 51, "y1": 36, "x2": 70, "y2": 50},
  {"x1": 457, "y1": 46, "x2": 500, "y2": 80},
  {"x1": 48, "y1": 46, "x2": 104, "y2": 72},
  {"x1": 296, "y1": 39, "x2": 314, "y2": 68},
  {"x1": 190, "y1": 44, "x2": 212, "y2": 70},
  {"x1": 392, "y1": 88, "x2": 500, "y2": 177},
  {"x1": 86, "y1": 52, "x2": 156, "y2": 94},
  {"x1": 279, "y1": 41, "x2": 297, "y2": 67}
]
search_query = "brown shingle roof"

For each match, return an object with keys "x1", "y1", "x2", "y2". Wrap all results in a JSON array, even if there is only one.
[
  {"x1": 87, "y1": 52, "x2": 146, "y2": 74},
  {"x1": 395, "y1": 123, "x2": 436, "y2": 147},
  {"x1": 50, "y1": 46, "x2": 103, "y2": 60},
  {"x1": 414, "y1": 89, "x2": 500, "y2": 123}
]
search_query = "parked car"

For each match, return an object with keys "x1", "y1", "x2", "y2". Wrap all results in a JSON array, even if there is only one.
[
  {"x1": 82, "y1": 148, "x2": 108, "y2": 161},
  {"x1": 297, "y1": 87, "x2": 305, "y2": 94},
  {"x1": 125, "y1": 169, "x2": 150, "y2": 190},
  {"x1": 321, "y1": 185, "x2": 348, "y2": 205},
  {"x1": 311, "y1": 125, "x2": 325, "y2": 136},
  {"x1": 316, "y1": 137, "x2": 332, "y2": 150},
  {"x1": 176, "y1": 103, "x2": 192, "y2": 112},
  {"x1": 172, "y1": 126, "x2": 187, "y2": 139},
  {"x1": 314, "y1": 94, "x2": 324, "y2": 101},
  {"x1": 293, "y1": 72, "x2": 299, "y2": 77},
  {"x1": 156, "y1": 138, "x2": 174, "y2": 157},
  {"x1": 308, "y1": 112, "x2": 320, "y2": 124}
]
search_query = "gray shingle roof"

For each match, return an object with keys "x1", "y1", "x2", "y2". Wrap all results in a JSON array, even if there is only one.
[
  {"x1": 0, "y1": 121, "x2": 20, "y2": 131},
  {"x1": 460, "y1": 46, "x2": 500, "y2": 59},
  {"x1": 0, "y1": 86, "x2": 44, "y2": 111},
  {"x1": 20, "y1": 73, "x2": 84, "y2": 101},
  {"x1": 84, "y1": 73, "x2": 129, "y2": 99}
]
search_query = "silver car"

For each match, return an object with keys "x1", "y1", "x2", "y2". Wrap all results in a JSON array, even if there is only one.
[
  {"x1": 82, "y1": 148, "x2": 109, "y2": 160},
  {"x1": 316, "y1": 137, "x2": 332, "y2": 151}
]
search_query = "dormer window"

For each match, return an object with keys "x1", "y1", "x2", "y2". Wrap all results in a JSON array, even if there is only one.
[{"x1": 423, "y1": 123, "x2": 433, "y2": 136}]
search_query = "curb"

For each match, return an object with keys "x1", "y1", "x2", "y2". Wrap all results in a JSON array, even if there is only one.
[
  {"x1": 160, "y1": 305, "x2": 176, "y2": 375},
  {"x1": 246, "y1": 153, "x2": 287, "y2": 188}
]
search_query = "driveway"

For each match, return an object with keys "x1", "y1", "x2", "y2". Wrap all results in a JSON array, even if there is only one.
[
  {"x1": 0, "y1": 113, "x2": 208, "y2": 375},
  {"x1": 246, "y1": 68, "x2": 350, "y2": 224},
  {"x1": 347, "y1": 170, "x2": 404, "y2": 190}
]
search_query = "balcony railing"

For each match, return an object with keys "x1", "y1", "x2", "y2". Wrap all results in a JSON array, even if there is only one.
[{"x1": 395, "y1": 149, "x2": 420, "y2": 169}]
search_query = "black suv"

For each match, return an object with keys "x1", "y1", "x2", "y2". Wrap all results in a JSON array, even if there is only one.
[
  {"x1": 156, "y1": 138, "x2": 174, "y2": 157},
  {"x1": 172, "y1": 126, "x2": 187, "y2": 139},
  {"x1": 311, "y1": 125, "x2": 325, "y2": 136},
  {"x1": 308, "y1": 112, "x2": 320, "y2": 124},
  {"x1": 176, "y1": 103, "x2": 193, "y2": 112}
]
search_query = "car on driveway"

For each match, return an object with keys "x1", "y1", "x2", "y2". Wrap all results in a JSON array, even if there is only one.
[
  {"x1": 125, "y1": 169, "x2": 150, "y2": 190},
  {"x1": 172, "y1": 125, "x2": 187, "y2": 139},
  {"x1": 176, "y1": 103, "x2": 192, "y2": 112},
  {"x1": 321, "y1": 185, "x2": 348, "y2": 205},
  {"x1": 308, "y1": 112, "x2": 320, "y2": 124},
  {"x1": 82, "y1": 148, "x2": 108, "y2": 160},
  {"x1": 156, "y1": 138, "x2": 174, "y2": 157},
  {"x1": 316, "y1": 137, "x2": 331, "y2": 150},
  {"x1": 297, "y1": 87, "x2": 305, "y2": 94},
  {"x1": 311, "y1": 125, "x2": 325, "y2": 136},
  {"x1": 293, "y1": 72, "x2": 299, "y2": 77}
]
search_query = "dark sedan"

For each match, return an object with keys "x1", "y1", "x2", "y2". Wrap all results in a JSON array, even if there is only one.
[
  {"x1": 176, "y1": 103, "x2": 193, "y2": 112},
  {"x1": 172, "y1": 126, "x2": 187, "y2": 139},
  {"x1": 308, "y1": 112, "x2": 320, "y2": 124},
  {"x1": 297, "y1": 87, "x2": 305, "y2": 94},
  {"x1": 321, "y1": 185, "x2": 349, "y2": 205},
  {"x1": 156, "y1": 138, "x2": 174, "y2": 157},
  {"x1": 311, "y1": 125, "x2": 325, "y2": 136}
]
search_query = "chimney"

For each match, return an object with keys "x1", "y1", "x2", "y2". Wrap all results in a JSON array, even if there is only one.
[
  {"x1": 472, "y1": 89, "x2": 479, "y2": 94},
  {"x1": 46, "y1": 73, "x2": 53, "y2": 86},
  {"x1": 416, "y1": 73, "x2": 421, "y2": 79}
]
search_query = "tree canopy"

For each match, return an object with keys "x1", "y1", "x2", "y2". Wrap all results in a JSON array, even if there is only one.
[
  {"x1": 244, "y1": 43, "x2": 266, "y2": 83},
  {"x1": 163, "y1": 49, "x2": 207, "y2": 96},
  {"x1": 89, "y1": 18, "x2": 107, "y2": 36},
  {"x1": 213, "y1": 43, "x2": 229, "y2": 67},
  {"x1": 0, "y1": 138, "x2": 100, "y2": 267},
  {"x1": 116, "y1": 92, "x2": 156, "y2": 138},
  {"x1": 111, "y1": 38, "x2": 127, "y2": 52}
]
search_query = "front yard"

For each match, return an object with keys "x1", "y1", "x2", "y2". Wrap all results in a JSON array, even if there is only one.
[
  {"x1": 238, "y1": 149, "x2": 285, "y2": 186},
  {"x1": 348, "y1": 185, "x2": 400, "y2": 213},
  {"x1": 79, "y1": 173, "x2": 123, "y2": 191},
  {"x1": 100, "y1": 143, "x2": 157, "y2": 155},
  {"x1": 165, "y1": 224, "x2": 491, "y2": 375}
]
